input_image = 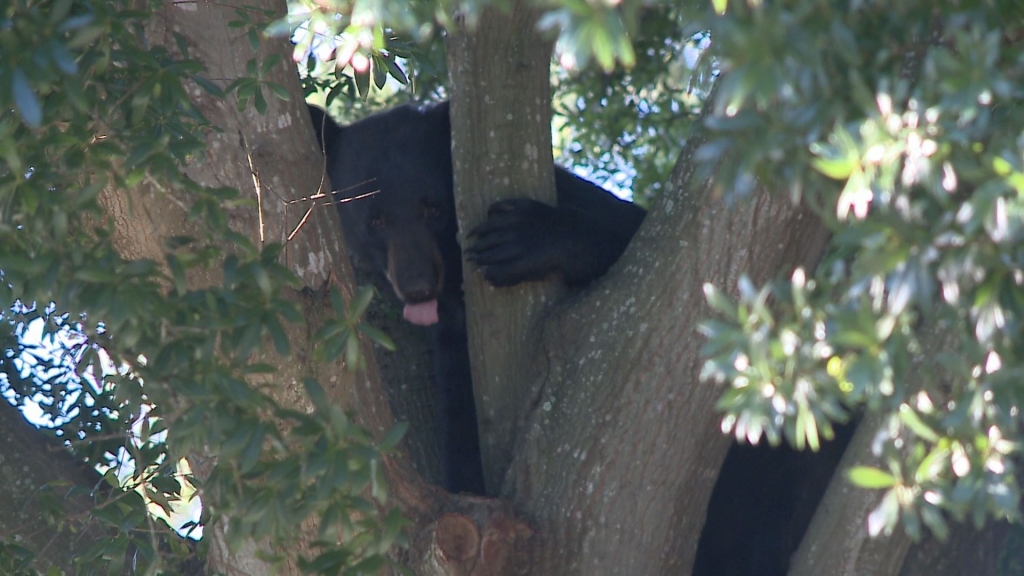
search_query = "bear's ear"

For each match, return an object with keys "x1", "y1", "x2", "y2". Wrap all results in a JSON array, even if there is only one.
[
  {"x1": 428, "y1": 100, "x2": 451, "y2": 135},
  {"x1": 307, "y1": 104, "x2": 342, "y2": 154}
]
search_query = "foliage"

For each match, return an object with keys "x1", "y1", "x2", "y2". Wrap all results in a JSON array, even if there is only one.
[
  {"x1": 279, "y1": 0, "x2": 448, "y2": 114},
  {"x1": 698, "y1": 0, "x2": 1024, "y2": 542},
  {"x1": 1, "y1": 0, "x2": 405, "y2": 573},
  {"x1": 279, "y1": 0, "x2": 700, "y2": 197},
  {"x1": 2, "y1": 0, "x2": 694, "y2": 571},
  {"x1": 552, "y1": 6, "x2": 705, "y2": 205},
  {"x1": 6, "y1": 0, "x2": 1024, "y2": 570}
]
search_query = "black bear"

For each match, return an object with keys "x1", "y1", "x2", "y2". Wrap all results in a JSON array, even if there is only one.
[
  {"x1": 307, "y1": 102, "x2": 849, "y2": 575},
  {"x1": 307, "y1": 102, "x2": 645, "y2": 494}
]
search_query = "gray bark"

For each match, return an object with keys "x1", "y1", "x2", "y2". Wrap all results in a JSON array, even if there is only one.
[
  {"x1": 508, "y1": 144, "x2": 831, "y2": 574},
  {"x1": 0, "y1": 400, "x2": 112, "y2": 574},
  {"x1": 446, "y1": 2, "x2": 559, "y2": 496},
  {"x1": 116, "y1": 2, "x2": 434, "y2": 574},
  {"x1": 124, "y1": 3, "x2": 497, "y2": 575},
  {"x1": 900, "y1": 520, "x2": 1013, "y2": 576},
  {"x1": 447, "y1": 12, "x2": 836, "y2": 565}
]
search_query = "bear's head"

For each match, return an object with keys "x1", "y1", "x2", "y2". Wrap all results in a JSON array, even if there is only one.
[{"x1": 312, "y1": 103, "x2": 457, "y2": 326}]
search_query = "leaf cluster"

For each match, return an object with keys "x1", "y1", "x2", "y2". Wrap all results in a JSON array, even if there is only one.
[
  {"x1": 698, "y1": 0, "x2": 1024, "y2": 541},
  {"x1": 1, "y1": 1, "x2": 407, "y2": 573},
  {"x1": 552, "y1": 5, "x2": 708, "y2": 205}
]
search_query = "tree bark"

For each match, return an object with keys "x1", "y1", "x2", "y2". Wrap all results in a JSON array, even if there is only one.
[
  {"x1": 110, "y1": 2, "x2": 438, "y2": 573},
  {"x1": 446, "y1": 1, "x2": 559, "y2": 496},
  {"x1": 104, "y1": 2, "x2": 534, "y2": 575},
  {"x1": 448, "y1": 10, "x2": 836, "y2": 566},
  {"x1": 501, "y1": 120, "x2": 832, "y2": 572},
  {"x1": 900, "y1": 520, "x2": 1014, "y2": 576},
  {"x1": 0, "y1": 400, "x2": 114, "y2": 574}
]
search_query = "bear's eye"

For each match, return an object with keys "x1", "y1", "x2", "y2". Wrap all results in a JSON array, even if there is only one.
[
  {"x1": 369, "y1": 213, "x2": 386, "y2": 229},
  {"x1": 421, "y1": 203, "x2": 441, "y2": 220}
]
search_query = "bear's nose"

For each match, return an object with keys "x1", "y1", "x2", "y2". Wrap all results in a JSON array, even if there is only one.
[{"x1": 402, "y1": 287, "x2": 437, "y2": 304}]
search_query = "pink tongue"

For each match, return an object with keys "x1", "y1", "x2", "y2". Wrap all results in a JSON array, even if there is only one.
[{"x1": 403, "y1": 299, "x2": 439, "y2": 326}]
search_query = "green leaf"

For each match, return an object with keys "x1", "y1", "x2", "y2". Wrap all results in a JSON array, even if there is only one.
[
  {"x1": 65, "y1": 21, "x2": 105, "y2": 49},
  {"x1": 48, "y1": 0, "x2": 73, "y2": 26},
  {"x1": 354, "y1": 68, "x2": 370, "y2": 100},
  {"x1": 372, "y1": 56, "x2": 387, "y2": 90},
  {"x1": 223, "y1": 255, "x2": 239, "y2": 286},
  {"x1": 329, "y1": 287, "x2": 347, "y2": 315},
  {"x1": 266, "y1": 314, "x2": 290, "y2": 356},
  {"x1": 379, "y1": 506, "x2": 410, "y2": 551},
  {"x1": 264, "y1": 16, "x2": 296, "y2": 38},
  {"x1": 222, "y1": 422, "x2": 255, "y2": 457},
  {"x1": 847, "y1": 466, "x2": 897, "y2": 489},
  {"x1": 868, "y1": 488, "x2": 900, "y2": 537},
  {"x1": 248, "y1": 27, "x2": 260, "y2": 52},
  {"x1": 345, "y1": 332, "x2": 362, "y2": 371},
  {"x1": 260, "y1": 53, "x2": 282, "y2": 76},
  {"x1": 240, "y1": 425, "x2": 265, "y2": 473},
  {"x1": 173, "y1": 31, "x2": 190, "y2": 59},
  {"x1": 302, "y1": 549, "x2": 350, "y2": 573},
  {"x1": 253, "y1": 264, "x2": 271, "y2": 297},
  {"x1": 74, "y1": 267, "x2": 116, "y2": 283},
  {"x1": 592, "y1": 24, "x2": 615, "y2": 72},
  {"x1": 795, "y1": 404, "x2": 820, "y2": 451},
  {"x1": 52, "y1": 209, "x2": 68, "y2": 243},
  {"x1": 348, "y1": 555, "x2": 388, "y2": 574},
  {"x1": 921, "y1": 504, "x2": 949, "y2": 540},
  {"x1": 812, "y1": 155, "x2": 856, "y2": 180},
  {"x1": 898, "y1": 405, "x2": 939, "y2": 442},
  {"x1": 49, "y1": 41, "x2": 78, "y2": 74},
  {"x1": 377, "y1": 421, "x2": 408, "y2": 452},
  {"x1": 266, "y1": 81, "x2": 290, "y2": 101},
  {"x1": 991, "y1": 155, "x2": 1013, "y2": 176},
  {"x1": 303, "y1": 379, "x2": 329, "y2": 413},
  {"x1": 316, "y1": 327, "x2": 349, "y2": 361},
  {"x1": 712, "y1": 0, "x2": 728, "y2": 15},
  {"x1": 254, "y1": 87, "x2": 267, "y2": 114},
  {"x1": 146, "y1": 487, "x2": 174, "y2": 516},
  {"x1": 703, "y1": 283, "x2": 738, "y2": 319},
  {"x1": 914, "y1": 445, "x2": 948, "y2": 484},
  {"x1": 166, "y1": 254, "x2": 187, "y2": 296},
  {"x1": 57, "y1": 14, "x2": 94, "y2": 32},
  {"x1": 356, "y1": 323, "x2": 396, "y2": 351},
  {"x1": 348, "y1": 285, "x2": 375, "y2": 320},
  {"x1": 383, "y1": 56, "x2": 408, "y2": 85},
  {"x1": 75, "y1": 174, "x2": 107, "y2": 208},
  {"x1": 12, "y1": 68, "x2": 42, "y2": 128},
  {"x1": 192, "y1": 74, "x2": 225, "y2": 97},
  {"x1": 236, "y1": 79, "x2": 257, "y2": 103}
]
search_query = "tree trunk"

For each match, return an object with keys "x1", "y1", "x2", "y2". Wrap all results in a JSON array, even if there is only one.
[
  {"x1": 447, "y1": 20, "x2": 835, "y2": 563},
  {"x1": 509, "y1": 136, "x2": 832, "y2": 573},
  {"x1": 446, "y1": 1, "x2": 559, "y2": 496},
  {"x1": 108, "y1": 3, "x2": 532, "y2": 575},
  {"x1": 0, "y1": 400, "x2": 117, "y2": 574},
  {"x1": 112, "y1": 2, "x2": 436, "y2": 573},
  {"x1": 900, "y1": 520, "x2": 1014, "y2": 576}
]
